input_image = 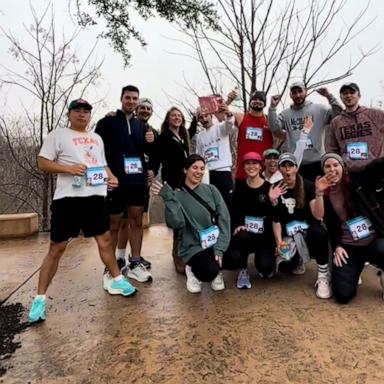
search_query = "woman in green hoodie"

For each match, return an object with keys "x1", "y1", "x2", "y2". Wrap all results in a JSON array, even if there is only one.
[{"x1": 151, "y1": 154, "x2": 234, "y2": 293}]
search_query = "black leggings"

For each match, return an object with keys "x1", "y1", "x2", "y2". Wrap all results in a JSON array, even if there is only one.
[
  {"x1": 333, "y1": 238, "x2": 384, "y2": 304},
  {"x1": 187, "y1": 246, "x2": 241, "y2": 282},
  {"x1": 277, "y1": 221, "x2": 329, "y2": 272},
  {"x1": 231, "y1": 230, "x2": 276, "y2": 276},
  {"x1": 209, "y1": 170, "x2": 233, "y2": 210}
]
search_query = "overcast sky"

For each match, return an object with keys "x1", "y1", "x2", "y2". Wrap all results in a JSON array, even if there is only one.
[{"x1": 1, "y1": 0, "x2": 383, "y2": 127}]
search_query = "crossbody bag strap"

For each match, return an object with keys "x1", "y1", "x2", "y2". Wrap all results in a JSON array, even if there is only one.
[{"x1": 182, "y1": 184, "x2": 218, "y2": 225}]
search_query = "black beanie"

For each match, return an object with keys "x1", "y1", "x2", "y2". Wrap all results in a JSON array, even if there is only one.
[{"x1": 250, "y1": 91, "x2": 266, "y2": 104}]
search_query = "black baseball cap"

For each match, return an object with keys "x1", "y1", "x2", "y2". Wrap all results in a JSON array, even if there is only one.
[
  {"x1": 68, "y1": 99, "x2": 93, "y2": 111},
  {"x1": 340, "y1": 82, "x2": 360, "y2": 93}
]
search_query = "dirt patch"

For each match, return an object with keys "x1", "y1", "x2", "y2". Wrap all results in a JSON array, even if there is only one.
[{"x1": 0, "y1": 302, "x2": 29, "y2": 377}]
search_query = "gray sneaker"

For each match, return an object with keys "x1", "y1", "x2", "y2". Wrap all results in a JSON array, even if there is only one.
[
  {"x1": 237, "y1": 269, "x2": 251, "y2": 289},
  {"x1": 124, "y1": 262, "x2": 152, "y2": 283}
]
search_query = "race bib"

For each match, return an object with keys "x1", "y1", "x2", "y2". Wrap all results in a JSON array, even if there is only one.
[
  {"x1": 204, "y1": 147, "x2": 219, "y2": 162},
  {"x1": 347, "y1": 142, "x2": 368, "y2": 160},
  {"x1": 346, "y1": 216, "x2": 373, "y2": 240},
  {"x1": 245, "y1": 216, "x2": 264, "y2": 234},
  {"x1": 199, "y1": 225, "x2": 220, "y2": 249},
  {"x1": 124, "y1": 157, "x2": 143, "y2": 174},
  {"x1": 86, "y1": 167, "x2": 108, "y2": 186},
  {"x1": 305, "y1": 137, "x2": 313, "y2": 150},
  {"x1": 286, "y1": 220, "x2": 308, "y2": 236},
  {"x1": 246, "y1": 127, "x2": 263, "y2": 141}
]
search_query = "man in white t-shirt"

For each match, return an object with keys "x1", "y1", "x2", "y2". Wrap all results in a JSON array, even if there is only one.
[
  {"x1": 28, "y1": 99, "x2": 137, "y2": 324},
  {"x1": 195, "y1": 104, "x2": 236, "y2": 208}
]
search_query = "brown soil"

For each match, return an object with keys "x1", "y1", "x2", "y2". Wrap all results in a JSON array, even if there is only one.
[{"x1": 1, "y1": 226, "x2": 384, "y2": 384}]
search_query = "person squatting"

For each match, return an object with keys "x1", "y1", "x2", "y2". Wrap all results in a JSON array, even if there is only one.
[{"x1": 28, "y1": 81, "x2": 384, "y2": 323}]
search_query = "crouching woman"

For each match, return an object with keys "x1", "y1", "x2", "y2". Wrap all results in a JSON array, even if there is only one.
[
  {"x1": 322, "y1": 153, "x2": 384, "y2": 303},
  {"x1": 151, "y1": 154, "x2": 236, "y2": 293}
]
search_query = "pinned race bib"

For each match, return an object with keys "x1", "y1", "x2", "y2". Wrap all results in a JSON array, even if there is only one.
[
  {"x1": 245, "y1": 216, "x2": 264, "y2": 234},
  {"x1": 246, "y1": 127, "x2": 263, "y2": 141},
  {"x1": 347, "y1": 142, "x2": 368, "y2": 160},
  {"x1": 199, "y1": 225, "x2": 220, "y2": 249},
  {"x1": 124, "y1": 157, "x2": 143, "y2": 174},
  {"x1": 85, "y1": 167, "x2": 108, "y2": 186},
  {"x1": 286, "y1": 220, "x2": 309, "y2": 236},
  {"x1": 204, "y1": 147, "x2": 220, "y2": 162},
  {"x1": 346, "y1": 216, "x2": 373, "y2": 240}
]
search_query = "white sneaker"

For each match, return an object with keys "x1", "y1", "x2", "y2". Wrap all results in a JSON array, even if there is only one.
[
  {"x1": 211, "y1": 271, "x2": 225, "y2": 291},
  {"x1": 103, "y1": 269, "x2": 112, "y2": 291},
  {"x1": 292, "y1": 258, "x2": 306, "y2": 275},
  {"x1": 315, "y1": 272, "x2": 332, "y2": 299},
  {"x1": 185, "y1": 265, "x2": 202, "y2": 293},
  {"x1": 124, "y1": 262, "x2": 152, "y2": 282}
]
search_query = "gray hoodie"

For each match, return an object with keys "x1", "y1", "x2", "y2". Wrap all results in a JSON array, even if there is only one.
[{"x1": 268, "y1": 96, "x2": 341, "y2": 164}]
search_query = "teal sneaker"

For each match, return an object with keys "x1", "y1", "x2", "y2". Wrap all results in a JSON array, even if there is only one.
[
  {"x1": 28, "y1": 296, "x2": 46, "y2": 323},
  {"x1": 108, "y1": 278, "x2": 137, "y2": 296}
]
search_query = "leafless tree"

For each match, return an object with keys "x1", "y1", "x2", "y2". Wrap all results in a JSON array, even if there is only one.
[
  {"x1": 176, "y1": 0, "x2": 378, "y2": 110},
  {"x1": 0, "y1": 3, "x2": 103, "y2": 230}
]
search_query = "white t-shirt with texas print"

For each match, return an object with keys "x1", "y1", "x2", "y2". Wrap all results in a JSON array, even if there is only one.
[{"x1": 39, "y1": 127, "x2": 108, "y2": 200}]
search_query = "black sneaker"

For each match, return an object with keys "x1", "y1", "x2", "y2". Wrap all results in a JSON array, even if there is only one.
[
  {"x1": 117, "y1": 258, "x2": 126, "y2": 271},
  {"x1": 128, "y1": 255, "x2": 151, "y2": 269}
]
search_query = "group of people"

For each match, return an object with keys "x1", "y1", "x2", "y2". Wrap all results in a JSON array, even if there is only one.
[{"x1": 28, "y1": 81, "x2": 384, "y2": 323}]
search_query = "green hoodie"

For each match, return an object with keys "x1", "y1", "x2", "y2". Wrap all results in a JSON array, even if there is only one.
[{"x1": 160, "y1": 183, "x2": 231, "y2": 263}]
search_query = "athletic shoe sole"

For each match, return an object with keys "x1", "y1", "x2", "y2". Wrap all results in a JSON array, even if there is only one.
[
  {"x1": 108, "y1": 287, "x2": 137, "y2": 296},
  {"x1": 126, "y1": 272, "x2": 153, "y2": 283}
]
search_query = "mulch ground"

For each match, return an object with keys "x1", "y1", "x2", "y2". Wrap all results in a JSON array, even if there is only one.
[{"x1": 0, "y1": 302, "x2": 30, "y2": 377}]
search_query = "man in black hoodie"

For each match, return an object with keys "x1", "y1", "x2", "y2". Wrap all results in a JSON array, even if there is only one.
[{"x1": 96, "y1": 85, "x2": 155, "y2": 284}]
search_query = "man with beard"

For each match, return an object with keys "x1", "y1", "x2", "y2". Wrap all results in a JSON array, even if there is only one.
[
  {"x1": 115, "y1": 97, "x2": 157, "y2": 271},
  {"x1": 96, "y1": 85, "x2": 154, "y2": 284},
  {"x1": 231, "y1": 91, "x2": 275, "y2": 181},
  {"x1": 268, "y1": 82, "x2": 341, "y2": 181},
  {"x1": 195, "y1": 103, "x2": 235, "y2": 208}
]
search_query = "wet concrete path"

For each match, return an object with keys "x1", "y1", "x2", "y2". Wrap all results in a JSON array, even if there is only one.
[{"x1": 1, "y1": 225, "x2": 384, "y2": 383}]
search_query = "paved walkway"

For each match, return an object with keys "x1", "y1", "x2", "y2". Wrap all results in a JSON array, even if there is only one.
[{"x1": 1, "y1": 225, "x2": 384, "y2": 383}]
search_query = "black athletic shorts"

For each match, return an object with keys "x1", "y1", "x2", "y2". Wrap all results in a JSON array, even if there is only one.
[
  {"x1": 50, "y1": 196, "x2": 109, "y2": 243},
  {"x1": 106, "y1": 185, "x2": 147, "y2": 215}
]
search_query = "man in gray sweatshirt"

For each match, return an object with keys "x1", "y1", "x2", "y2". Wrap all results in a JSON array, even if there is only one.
[{"x1": 268, "y1": 81, "x2": 342, "y2": 181}]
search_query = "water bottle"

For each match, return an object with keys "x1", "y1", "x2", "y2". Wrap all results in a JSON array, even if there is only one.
[{"x1": 72, "y1": 175, "x2": 83, "y2": 188}]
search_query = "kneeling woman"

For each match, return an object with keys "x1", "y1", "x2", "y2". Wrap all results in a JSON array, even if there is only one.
[
  {"x1": 231, "y1": 152, "x2": 276, "y2": 289},
  {"x1": 270, "y1": 153, "x2": 335, "y2": 299},
  {"x1": 322, "y1": 153, "x2": 384, "y2": 304},
  {"x1": 151, "y1": 154, "x2": 235, "y2": 293}
]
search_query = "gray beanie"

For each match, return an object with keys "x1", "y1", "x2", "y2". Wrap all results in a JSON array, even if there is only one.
[{"x1": 321, "y1": 153, "x2": 344, "y2": 170}]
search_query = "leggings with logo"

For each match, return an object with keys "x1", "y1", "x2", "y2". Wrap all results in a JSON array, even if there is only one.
[{"x1": 231, "y1": 230, "x2": 276, "y2": 276}]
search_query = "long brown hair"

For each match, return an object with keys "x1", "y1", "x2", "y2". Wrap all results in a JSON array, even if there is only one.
[
  {"x1": 294, "y1": 174, "x2": 305, "y2": 209},
  {"x1": 160, "y1": 107, "x2": 190, "y2": 152}
]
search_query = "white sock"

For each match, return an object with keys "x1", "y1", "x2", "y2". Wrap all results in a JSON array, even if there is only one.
[
  {"x1": 115, "y1": 248, "x2": 126, "y2": 260},
  {"x1": 36, "y1": 294, "x2": 46, "y2": 300},
  {"x1": 317, "y1": 264, "x2": 329, "y2": 275},
  {"x1": 113, "y1": 274, "x2": 124, "y2": 281}
]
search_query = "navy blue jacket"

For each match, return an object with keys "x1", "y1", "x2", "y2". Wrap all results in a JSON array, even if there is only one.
[{"x1": 95, "y1": 110, "x2": 154, "y2": 186}]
